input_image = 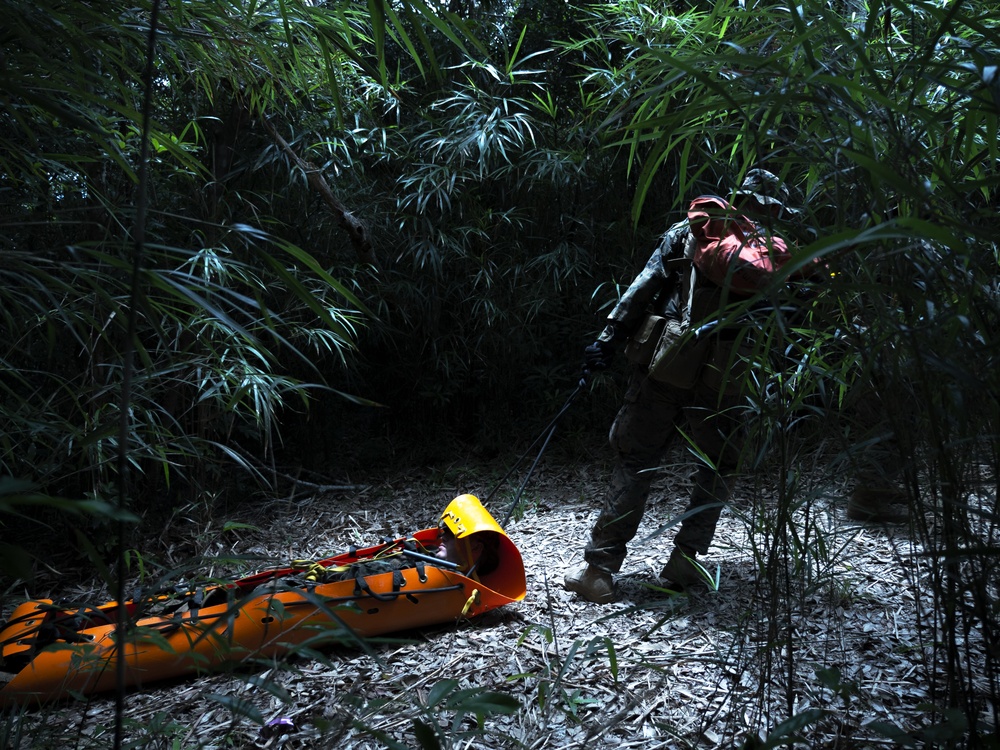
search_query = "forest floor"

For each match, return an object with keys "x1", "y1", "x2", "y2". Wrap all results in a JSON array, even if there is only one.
[{"x1": 7, "y1": 444, "x2": 995, "y2": 749}]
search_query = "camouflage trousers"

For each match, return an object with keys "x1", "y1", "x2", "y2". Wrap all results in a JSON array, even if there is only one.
[{"x1": 584, "y1": 370, "x2": 743, "y2": 573}]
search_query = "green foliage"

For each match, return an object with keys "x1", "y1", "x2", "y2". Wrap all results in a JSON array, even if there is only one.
[
  {"x1": 815, "y1": 666, "x2": 860, "y2": 708},
  {"x1": 574, "y1": 4, "x2": 998, "y2": 745},
  {"x1": 411, "y1": 678, "x2": 520, "y2": 748},
  {"x1": 510, "y1": 624, "x2": 619, "y2": 725},
  {"x1": 0, "y1": 707, "x2": 27, "y2": 750},
  {"x1": 741, "y1": 708, "x2": 830, "y2": 749},
  {"x1": 867, "y1": 703, "x2": 973, "y2": 748},
  {"x1": 0, "y1": 0, "x2": 377, "y2": 521}
]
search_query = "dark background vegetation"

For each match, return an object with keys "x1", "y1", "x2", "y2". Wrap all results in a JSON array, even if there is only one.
[{"x1": 1, "y1": 0, "x2": 998, "y2": 746}]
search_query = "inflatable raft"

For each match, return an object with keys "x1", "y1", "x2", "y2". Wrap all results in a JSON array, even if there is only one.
[{"x1": 0, "y1": 494, "x2": 525, "y2": 707}]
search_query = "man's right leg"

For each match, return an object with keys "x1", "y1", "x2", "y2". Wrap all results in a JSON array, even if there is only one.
[
  {"x1": 584, "y1": 458, "x2": 654, "y2": 573},
  {"x1": 565, "y1": 458, "x2": 656, "y2": 603},
  {"x1": 565, "y1": 374, "x2": 682, "y2": 602}
]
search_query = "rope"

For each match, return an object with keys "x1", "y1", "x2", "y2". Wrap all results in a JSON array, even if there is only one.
[{"x1": 484, "y1": 380, "x2": 586, "y2": 530}]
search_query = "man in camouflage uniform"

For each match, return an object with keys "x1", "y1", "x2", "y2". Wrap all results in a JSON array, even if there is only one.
[{"x1": 565, "y1": 169, "x2": 797, "y2": 603}]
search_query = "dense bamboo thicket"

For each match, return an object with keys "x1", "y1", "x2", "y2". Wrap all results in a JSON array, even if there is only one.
[{"x1": 1, "y1": 0, "x2": 997, "y2": 747}]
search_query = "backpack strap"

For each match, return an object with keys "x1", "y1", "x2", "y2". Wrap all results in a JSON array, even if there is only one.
[
  {"x1": 679, "y1": 232, "x2": 701, "y2": 328},
  {"x1": 352, "y1": 566, "x2": 399, "y2": 602}
]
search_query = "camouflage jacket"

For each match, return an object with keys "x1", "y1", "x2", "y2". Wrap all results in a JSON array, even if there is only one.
[{"x1": 597, "y1": 220, "x2": 693, "y2": 347}]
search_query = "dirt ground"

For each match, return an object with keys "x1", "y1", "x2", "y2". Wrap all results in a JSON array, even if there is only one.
[{"x1": 6, "y1": 448, "x2": 994, "y2": 749}]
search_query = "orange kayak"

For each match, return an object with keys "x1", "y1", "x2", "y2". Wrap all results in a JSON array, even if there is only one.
[{"x1": 0, "y1": 494, "x2": 526, "y2": 707}]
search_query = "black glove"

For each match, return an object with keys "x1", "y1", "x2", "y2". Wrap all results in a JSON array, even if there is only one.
[{"x1": 583, "y1": 340, "x2": 615, "y2": 372}]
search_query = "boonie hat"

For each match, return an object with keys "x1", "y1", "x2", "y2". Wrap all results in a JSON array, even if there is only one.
[{"x1": 735, "y1": 168, "x2": 799, "y2": 213}]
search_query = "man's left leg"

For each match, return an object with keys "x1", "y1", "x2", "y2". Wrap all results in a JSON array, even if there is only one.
[{"x1": 660, "y1": 387, "x2": 743, "y2": 588}]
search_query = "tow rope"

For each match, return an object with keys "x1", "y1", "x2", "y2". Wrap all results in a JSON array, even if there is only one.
[{"x1": 482, "y1": 378, "x2": 587, "y2": 530}]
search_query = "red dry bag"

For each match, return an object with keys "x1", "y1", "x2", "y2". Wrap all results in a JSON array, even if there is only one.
[{"x1": 687, "y1": 195, "x2": 793, "y2": 295}]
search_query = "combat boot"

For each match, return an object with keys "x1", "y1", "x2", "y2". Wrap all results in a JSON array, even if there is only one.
[
  {"x1": 564, "y1": 564, "x2": 615, "y2": 604},
  {"x1": 847, "y1": 484, "x2": 910, "y2": 522},
  {"x1": 658, "y1": 546, "x2": 706, "y2": 590}
]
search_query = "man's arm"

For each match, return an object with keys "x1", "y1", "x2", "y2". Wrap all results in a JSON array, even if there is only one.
[
  {"x1": 599, "y1": 222, "x2": 689, "y2": 345},
  {"x1": 583, "y1": 222, "x2": 689, "y2": 373}
]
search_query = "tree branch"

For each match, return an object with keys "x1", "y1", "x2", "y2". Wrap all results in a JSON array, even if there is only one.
[{"x1": 262, "y1": 117, "x2": 377, "y2": 268}]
